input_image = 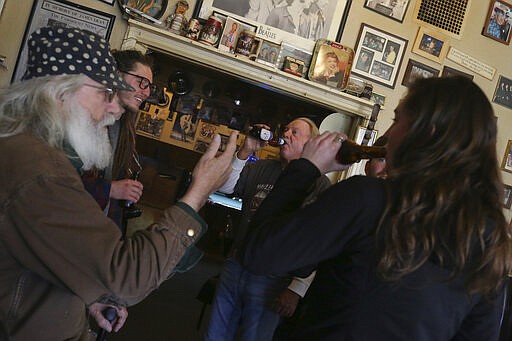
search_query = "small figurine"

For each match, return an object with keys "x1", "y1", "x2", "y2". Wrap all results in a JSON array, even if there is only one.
[{"x1": 165, "y1": 0, "x2": 189, "y2": 36}]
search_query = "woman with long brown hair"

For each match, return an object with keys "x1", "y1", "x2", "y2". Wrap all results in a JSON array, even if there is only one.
[{"x1": 241, "y1": 76, "x2": 511, "y2": 340}]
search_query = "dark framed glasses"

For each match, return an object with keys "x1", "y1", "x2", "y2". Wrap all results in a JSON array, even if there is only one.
[
  {"x1": 121, "y1": 70, "x2": 157, "y2": 93},
  {"x1": 83, "y1": 84, "x2": 117, "y2": 103}
]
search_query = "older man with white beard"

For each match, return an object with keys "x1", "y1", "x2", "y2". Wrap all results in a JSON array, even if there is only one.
[{"x1": 0, "y1": 26, "x2": 237, "y2": 341}]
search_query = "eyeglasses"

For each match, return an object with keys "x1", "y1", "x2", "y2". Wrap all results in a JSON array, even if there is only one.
[
  {"x1": 83, "y1": 84, "x2": 117, "y2": 103},
  {"x1": 121, "y1": 70, "x2": 156, "y2": 93}
]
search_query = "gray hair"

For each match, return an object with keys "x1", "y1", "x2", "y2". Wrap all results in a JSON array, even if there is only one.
[{"x1": 0, "y1": 75, "x2": 86, "y2": 149}]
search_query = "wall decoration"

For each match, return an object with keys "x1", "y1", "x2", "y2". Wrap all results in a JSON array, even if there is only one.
[
  {"x1": 441, "y1": 65, "x2": 474, "y2": 80},
  {"x1": 412, "y1": 0, "x2": 469, "y2": 39},
  {"x1": 493, "y1": 75, "x2": 512, "y2": 109},
  {"x1": 351, "y1": 24, "x2": 408, "y2": 89},
  {"x1": 411, "y1": 26, "x2": 449, "y2": 64},
  {"x1": 401, "y1": 59, "x2": 440, "y2": 87},
  {"x1": 446, "y1": 47, "x2": 496, "y2": 80},
  {"x1": 501, "y1": 140, "x2": 512, "y2": 173},
  {"x1": 504, "y1": 184, "x2": 512, "y2": 209},
  {"x1": 371, "y1": 92, "x2": 386, "y2": 106},
  {"x1": 276, "y1": 42, "x2": 313, "y2": 77},
  {"x1": 308, "y1": 39, "x2": 354, "y2": 90},
  {"x1": 195, "y1": 0, "x2": 352, "y2": 51},
  {"x1": 12, "y1": 0, "x2": 115, "y2": 82},
  {"x1": 256, "y1": 40, "x2": 281, "y2": 67},
  {"x1": 0, "y1": 0, "x2": 5, "y2": 16},
  {"x1": 117, "y1": 0, "x2": 168, "y2": 19},
  {"x1": 482, "y1": 0, "x2": 512, "y2": 45},
  {"x1": 99, "y1": 0, "x2": 115, "y2": 5},
  {"x1": 364, "y1": 0, "x2": 410, "y2": 23},
  {"x1": 218, "y1": 16, "x2": 243, "y2": 53}
]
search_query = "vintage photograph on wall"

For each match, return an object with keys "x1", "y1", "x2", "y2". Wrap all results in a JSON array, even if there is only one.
[
  {"x1": 276, "y1": 42, "x2": 313, "y2": 77},
  {"x1": 117, "y1": 0, "x2": 168, "y2": 19},
  {"x1": 218, "y1": 16, "x2": 243, "y2": 53},
  {"x1": 401, "y1": 59, "x2": 440, "y2": 87},
  {"x1": 504, "y1": 184, "x2": 512, "y2": 209},
  {"x1": 308, "y1": 39, "x2": 354, "y2": 90},
  {"x1": 256, "y1": 40, "x2": 281, "y2": 67},
  {"x1": 351, "y1": 24, "x2": 408, "y2": 88},
  {"x1": 12, "y1": 0, "x2": 115, "y2": 82},
  {"x1": 501, "y1": 140, "x2": 512, "y2": 173},
  {"x1": 441, "y1": 65, "x2": 474, "y2": 80},
  {"x1": 364, "y1": 0, "x2": 410, "y2": 23},
  {"x1": 195, "y1": 0, "x2": 352, "y2": 50},
  {"x1": 493, "y1": 75, "x2": 512, "y2": 109},
  {"x1": 482, "y1": 0, "x2": 512, "y2": 45},
  {"x1": 411, "y1": 26, "x2": 449, "y2": 64}
]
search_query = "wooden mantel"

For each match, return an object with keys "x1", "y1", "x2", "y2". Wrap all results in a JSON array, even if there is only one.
[{"x1": 122, "y1": 19, "x2": 376, "y2": 119}]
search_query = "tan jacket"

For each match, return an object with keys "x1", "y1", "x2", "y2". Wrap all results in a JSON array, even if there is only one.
[{"x1": 0, "y1": 134, "x2": 205, "y2": 340}]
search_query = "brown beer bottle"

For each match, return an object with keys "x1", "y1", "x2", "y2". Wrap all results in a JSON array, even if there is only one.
[{"x1": 336, "y1": 139, "x2": 387, "y2": 164}]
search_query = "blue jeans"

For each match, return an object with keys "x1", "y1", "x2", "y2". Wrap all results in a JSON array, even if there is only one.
[{"x1": 205, "y1": 257, "x2": 290, "y2": 341}]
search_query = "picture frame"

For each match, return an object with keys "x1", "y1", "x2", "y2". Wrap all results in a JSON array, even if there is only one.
[
  {"x1": 351, "y1": 24, "x2": 408, "y2": 89},
  {"x1": 371, "y1": 92, "x2": 386, "y2": 106},
  {"x1": 0, "y1": 0, "x2": 5, "y2": 16},
  {"x1": 493, "y1": 75, "x2": 512, "y2": 109},
  {"x1": 12, "y1": 0, "x2": 115, "y2": 82},
  {"x1": 276, "y1": 42, "x2": 313, "y2": 77},
  {"x1": 441, "y1": 65, "x2": 474, "y2": 80},
  {"x1": 195, "y1": 0, "x2": 352, "y2": 51},
  {"x1": 504, "y1": 184, "x2": 512, "y2": 209},
  {"x1": 218, "y1": 16, "x2": 243, "y2": 53},
  {"x1": 411, "y1": 26, "x2": 449, "y2": 64},
  {"x1": 117, "y1": 0, "x2": 168, "y2": 19},
  {"x1": 282, "y1": 56, "x2": 305, "y2": 77},
  {"x1": 256, "y1": 40, "x2": 281, "y2": 68},
  {"x1": 501, "y1": 140, "x2": 512, "y2": 173},
  {"x1": 401, "y1": 59, "x2": 440, "y2": 87},
  {"x1": 482, "y1": 0, "x2": 512, "y2": 45},
  {"x1": 308, "y1": 39, "x2": 354, "y2": 90},
  {"x1": 364, "y1": 0, "x2": 410, "y2": 23},
  {"x1": 99, "y1": 0, "x2": 115, "y2": 5}
]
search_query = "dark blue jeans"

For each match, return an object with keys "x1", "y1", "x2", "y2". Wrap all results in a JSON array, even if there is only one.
[{"x1": 205, "y1": 257, "x2": 290, "y2": 341}]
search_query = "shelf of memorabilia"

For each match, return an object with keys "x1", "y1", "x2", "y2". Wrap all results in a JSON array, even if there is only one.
[
  {"x1": 122, "y1": 19, "x2": 376, "y2": 120},
  {"x1": 135, "y1": 89, "x2": 280, "y2": 160}
]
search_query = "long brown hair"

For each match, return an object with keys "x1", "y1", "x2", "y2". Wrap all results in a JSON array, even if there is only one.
[
  {"x1": 111, "y1": 50, "x2": 153, "y2": 178},
  {"x1": 377, "y1": 76, "x2": 511, "y2": 296}
]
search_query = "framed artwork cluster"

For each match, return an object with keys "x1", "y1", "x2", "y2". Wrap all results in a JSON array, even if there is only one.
[{"x1": 351, "y1": 24, "x2": 408, "y2": 89}]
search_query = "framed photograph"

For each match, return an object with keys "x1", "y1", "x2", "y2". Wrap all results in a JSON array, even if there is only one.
[
  {"x1": 256, "y1": 40, "x2": 281, "y2": 67},
  {"x1": 218, "y1": 16, "x2": 243, "y2": 53},
  {"x1": 482, "y1": 0, "x2": 512, "y2": 45},
  {"x1": 276, "y1": 42, "x2": 313, "y2": 78},
  {"x1": 99, "y1": 0, "x2": 115, "y2": 5},
  {"x1": 117, "y1": 0, "x2": 168, "y2": 19},
  {"x1": 493, "y1": 75, "x2": 512, "y2": 109},
  {"x1": 501, "y1": 140, "x2": 512, "y2": 173},
  {"x1": 401, "y1": 59, "x2": 440, "y2": 87},
  {"x1": 12, "y1": 0, "x2": 115, "y2": 82},
  {"x1": 411, "y1": 26, "x2": 449, "y2": 64},
  {"x1": 308, "y1": 39, "x2": 354, "y2": 90},
  {"x1": 371, "y1": 92, "x2": 386, "y2": 106},
  {"x1": 364, "y1": 0, "x2": 410, "y2": 23},
  {"x1": 351, "y1": 24, "x2": 408, "y2": 89},
  {"x1": 504, "y1": 184, "x2": 512, "y2": 209},
  {"x1": 282, "y1": 56, "x2": 305, "y2": 77},
  {"x1": 195, "y1": 0, "x2": 352, "y2": 51},
  {"x1": 441, "y1": 65, "x2": 474, "y2": 80}
]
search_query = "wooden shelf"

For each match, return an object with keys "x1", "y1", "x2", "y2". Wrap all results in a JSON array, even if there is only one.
[{"x1": 122, "y1": 19, "x2": 375, "y2": 119}]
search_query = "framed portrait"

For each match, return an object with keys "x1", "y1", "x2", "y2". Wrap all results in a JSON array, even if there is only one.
[
  {"x1": 351, "y1": 24, "x2": 408, "y2": 89},
  {"x1": 401, "y1": 59, "x2": 440, "y2": 87},
  {"x1": 504, "y1": 184, "x2": 512, "y2": 209},
  {"x1": 276, "y1": 42, "x2": 313, "y2": 77},
  {"x1": 308, "y1": 39, "x2": 354, "y2": 90},
  {"x1": 501, "y1": 140, "x2": 512, "y2": 173},
  {"x1": 218, "y1": 16, "x2": 243, "y2": 53},
  {"x1": 441, "y1": 65, "x2": 474, "y2": 80},
  {"x1": 12, "y1": 0, "x2": 115, "y2": 82},
  {"x1": 493, "y1": 75, "x2": 512, "y2": 109},
  {"x1": 364, "y1": 0, "x2": 410, "y2": 23},
  {"x1": 117, "y1": 0, "x2": 168, "y2": 19},
  {"x1": 482, "y1": 0, "x2": 512, "y2": 45},
  {"x1": 194, "y1": 0, "x2": 352, "y2": 51},
  {"x1": 256, "y1": 40, "x2": 281, "y2": 68},
  {"x1": 411, "y1": 26, "x2": 449, "y2": 64}
]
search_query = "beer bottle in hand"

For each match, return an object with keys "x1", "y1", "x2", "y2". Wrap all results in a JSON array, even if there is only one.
[
  {"x1": 248, "y1": 126, "x2": 285, "y2": 147},
  {"x1": 336, "y1": 139, "x2": 386, "y2": 164}
]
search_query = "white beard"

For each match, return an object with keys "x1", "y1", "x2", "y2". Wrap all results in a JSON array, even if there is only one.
[{"x1": 64, "y1": 101, "x2": 115, "y2": 171}]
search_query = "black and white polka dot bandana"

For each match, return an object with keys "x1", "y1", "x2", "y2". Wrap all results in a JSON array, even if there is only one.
[{"x1": 22, "y1": 26, "x2": 133, "y2": 91}]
